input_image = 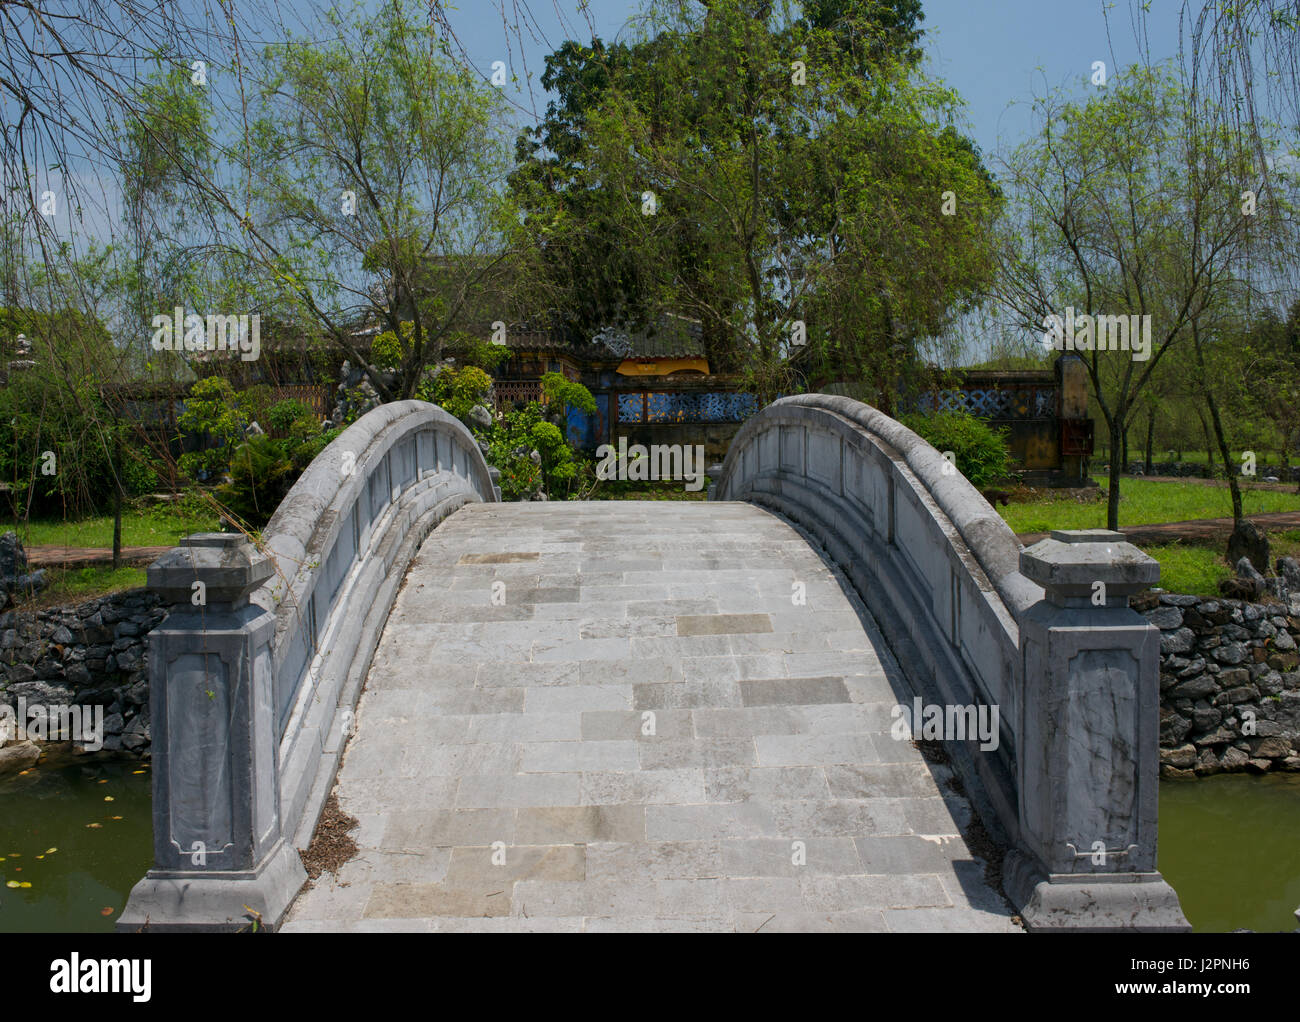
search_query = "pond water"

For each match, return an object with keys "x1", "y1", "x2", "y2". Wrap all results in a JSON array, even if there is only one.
[
  {"x1": 1158, "y1": 772, "x2": 1300, "y2": 933},
  {"x1": 0, "y1": 750, "x2": 152, "y2": 933},
  {"x1": 0, "y1": 750, "x2": 1295, "y2": 932}
]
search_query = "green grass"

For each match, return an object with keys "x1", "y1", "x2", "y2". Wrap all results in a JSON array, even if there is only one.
[
  {"x1": 1138, "y1": 543, "x2": 1231, "y2": 597},
  {"x1": 4, "y1": 507, "x2": 222, "y2": 549},
  {"x1": 998, "y1": 476, "x2": 1300, "y2": 535},
  {"x1": 19, "y1": 565, "x2": 148, "y2": 609},
  {"x1": 1136, "y1": 531, "x2": 1300, "y2": 597}
]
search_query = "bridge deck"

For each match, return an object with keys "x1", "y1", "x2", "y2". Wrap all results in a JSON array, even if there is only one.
[{"x1": 283, "y1": 501, "x2": 1019, "y2": 932}]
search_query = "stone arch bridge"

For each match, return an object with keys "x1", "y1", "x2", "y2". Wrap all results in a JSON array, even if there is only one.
[{"x1": 118, "y1": 397, "x2": 1189, "y2": 933}]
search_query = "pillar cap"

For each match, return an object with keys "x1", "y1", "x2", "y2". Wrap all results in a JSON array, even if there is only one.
[
  {"x1": 148, "y1": 533, "x2": 274, "y2": 607},
  {"x1": 1020, "y1": 529, "x2": 1158, "y2": 605}
]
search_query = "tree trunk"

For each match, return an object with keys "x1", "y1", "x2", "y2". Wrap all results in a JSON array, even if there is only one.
[
  {"x1": 1121, "y1": 428, "x2": 1129, "y2": 475},
  {"x1": 111, "y1": 434, "x2": 123, "y2": 571},
  {"x1": 1144, "y1": 404, "x2": 1156, "y2": 474},
  {"x1": 1106, "y1": 417, "x2": 1123, "y2": 530},
  {"x1": 1198, "y1": 410, "x2": 1214, "y2": 469},
  {"x1": 1191, "y1": 324, "x2": 1243, "y2": 524}
]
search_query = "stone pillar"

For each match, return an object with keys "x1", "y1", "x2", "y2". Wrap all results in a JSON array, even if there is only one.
[
  {"x1": 1005, "y1": 529, "x2": 1190, "y2": 931},
  {"x1": 118, "y1": 534, "x2": 305, "y2": 932}
]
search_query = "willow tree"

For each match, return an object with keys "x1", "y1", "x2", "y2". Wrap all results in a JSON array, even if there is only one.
[{"x1": 998, "y1": 64, "x2": 1293, "y2": 530}]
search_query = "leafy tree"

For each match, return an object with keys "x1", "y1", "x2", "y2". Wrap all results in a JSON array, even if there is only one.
[
  {"x1": 512, "y1": 0, "x2": 996, "y2": 402},
  {"x1": 241, "y1": 0, "x2": 518, "y2": 400},
  {"x1": 417, "y1": 365, "x2": 494, "y2": 422},
  {"x1": 996, "y1": 64, "x2": 1294, "y2": 529}
]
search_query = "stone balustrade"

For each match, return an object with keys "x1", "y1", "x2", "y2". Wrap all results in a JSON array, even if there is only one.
[{"x1": 713, "y1": 394, "x2": 1188, "y2": 931}]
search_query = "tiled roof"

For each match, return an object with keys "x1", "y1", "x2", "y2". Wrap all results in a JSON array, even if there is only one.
[{"x1": 505, "y1": 314, "x2": 705, "y2": 359}]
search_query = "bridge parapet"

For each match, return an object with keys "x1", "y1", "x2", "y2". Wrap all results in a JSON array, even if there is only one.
[
  {"x1": 714, "y1": 394, "x2": 1189, "y2": 931},
  {"x1": 120, "y1": 400, "x2": 498, "y2": 932}
]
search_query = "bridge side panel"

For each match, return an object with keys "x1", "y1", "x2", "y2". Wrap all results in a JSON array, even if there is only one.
[
  {"x1": 123, "y1": 401, "x2": 497, "y2": 931},
  {"x1": 716, "y1": 400, "x2": 1026, "y2": 847}
]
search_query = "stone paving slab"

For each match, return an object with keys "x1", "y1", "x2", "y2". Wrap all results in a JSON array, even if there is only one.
[{"x1": 283, "y1": 502, "x2": 1020, "y2": 933}]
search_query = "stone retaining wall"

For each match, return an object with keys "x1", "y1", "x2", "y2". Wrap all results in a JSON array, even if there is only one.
[
  {"x1": 1140, "y1": 591, "x2": 1300, "y2": 776},
  {"x1": 1123, "y1": 461, "x2": 1300, "y2": 481},
  {"x1": 0, "y1": 589, "x2": 163, "y2": 755}
]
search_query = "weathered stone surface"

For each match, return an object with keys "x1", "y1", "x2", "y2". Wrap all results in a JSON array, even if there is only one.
[
  {"x1": 1226, "y1": 521, "x2": 1270, "y2": 574},
  {"x1": 1169, "y1": 676, "x2": 1217, "y2": 700},
  {"x1": 1159, "y1": 743, "x2": 1197, "y2": 768},
  {"x1": 1144, "y1": 606, "x2": 1184, "y2": 631},
  {"x1": 0, "y1": 739, "x2": 39, "y2": 774},
  {"x1": 1160, "y1": 628, "x2": 1197, "y2": 654},
  {"x1": 283, "y1": 502, "x2": 1018, "y2": 933},
  {"x1": 1248, "y1": 737, "x2": 1292, "y2": 759}
]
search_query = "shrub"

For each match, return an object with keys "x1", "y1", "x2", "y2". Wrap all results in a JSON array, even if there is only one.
[
  {"x1": 217, "y1": 424, "x2": 342, "y2": 528},
  {"x1": 178, "y1": 378, "x2": 248, "y2": 481},
  {"x1": 899, "y1": 410, "x2": 1011, "y2": 489},
  {"x1": 218, "y1": 434, "x2": 296, "y2": 526},
  {"x1": 370, "y1": 325, "x2": 408, "y2": 371},
  {"x1": 540, "y1": 372, "x2": 596, "y2": 416},
  {"x1": 417, "y1": 365, "x2": 493, "y2": 422},
  {"x1": 267, "y1": 398, "x2": 314, "y2": 434}
]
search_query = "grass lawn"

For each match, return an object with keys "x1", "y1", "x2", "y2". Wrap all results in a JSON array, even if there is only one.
[
  {"x1": 4, "y1": 507, "x2": 222, "y2": 549},
  {"x1": 998, "y1": 476, "x2": 1300, "y2": 536},
  {"x1": 15, "y1": 565, "x2": 149, "y2": 610},
  {"x1": 1136, "y1": 532, "x2": 1300, "y2": 597}
]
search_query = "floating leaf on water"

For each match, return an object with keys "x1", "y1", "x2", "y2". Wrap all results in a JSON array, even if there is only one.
[
  {"x1": 18, "y1": 882, "x2": 31, "y2": 888},
  {"x1": 97, "y1": 779, "x2": 107, "y2": 784},
  {"x1": 86, "y1": 823, "x2": 102, "y2": 829},
  {"x1": 35, "y1": 855, "x2": 43, "y2": 860},
  {"x1": 132, "y1": 770, "x2": 147, "y2": 775},
  {"x1": 100, "y1": 907, "x2": 114, "y2": 916},
  {"x1": 17, "y1": 770, "x2": 29, "y2": 776},
  {"x1": 104, "y1": 796, "x2": 114, "y2": 802},
  {"x1": 44, "y1": 848, "x2": 56, "y2": 855},
  {"x1": 110, "y1": 816, "x2": 123, "y2": 821},
  {"x1": 4, "y1": 881, "x2": 17, "y2": 889}
]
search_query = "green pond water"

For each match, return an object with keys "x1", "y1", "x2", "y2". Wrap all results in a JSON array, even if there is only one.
[
  {"x1": 1158, "y1": 772, "x2": 1300, "y2": 933},
  {"x1": 0, "y1": 751, "x2": 153, "y2": 933},
  {"x1": 0, "y1": 754, "x2": 1295, "y2": 932}
]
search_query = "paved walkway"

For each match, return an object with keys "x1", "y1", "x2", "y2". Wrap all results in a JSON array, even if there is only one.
[{"x1": 284, "y1": 501, "x2": 1018, "y2": 932}]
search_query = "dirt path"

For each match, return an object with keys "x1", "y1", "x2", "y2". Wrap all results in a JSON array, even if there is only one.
[{"x1": 24, "y1": 544, "x2": 173, "y2": 568}]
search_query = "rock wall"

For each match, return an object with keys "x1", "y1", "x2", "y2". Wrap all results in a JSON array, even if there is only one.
[
  {"x1": 1122, "y1": 461, "x2": 1300, "y2": 481},
  {"x1": 0, "y1": 589, "x2": 164, "y2": 756},
  {"x1": 1136, "y1": 591, "x2": 1300, "y2": 776}
]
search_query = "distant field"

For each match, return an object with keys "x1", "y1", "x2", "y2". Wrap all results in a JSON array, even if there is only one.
[{"x1": 997, "y1": 476, "x2": 1300, "y2": 536}]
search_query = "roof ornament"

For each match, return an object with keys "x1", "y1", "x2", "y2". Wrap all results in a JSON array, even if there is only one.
[{"x1": 592, "y1": 325, "x2": 633, "y2": 358}]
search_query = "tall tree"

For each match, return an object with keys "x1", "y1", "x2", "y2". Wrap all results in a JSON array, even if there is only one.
[
  {"x1": 997, "y1": 64, "x2": 1292, "y2": 529},
  {"x1": 513, "y1": 0, "x2": 998, "y2": 402}
]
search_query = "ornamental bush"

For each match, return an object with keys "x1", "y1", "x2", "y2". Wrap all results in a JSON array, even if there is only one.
[{"x1": 899, "y1": 409, "x2": 1011, "y2": 489}]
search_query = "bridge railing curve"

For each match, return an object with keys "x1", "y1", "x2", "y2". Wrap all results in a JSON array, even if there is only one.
[
  {"x1": 714, "y1": 393, "x2": 1189, "y2": 932},
  {"x1": 120, "y1": 400, "x2": 498, "y2": 931}
]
